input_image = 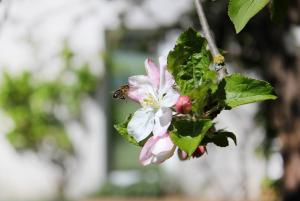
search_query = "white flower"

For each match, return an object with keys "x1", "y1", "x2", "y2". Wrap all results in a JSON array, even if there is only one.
[{"x1": 127, "y1": 57, "x2": 179, "y2": 142}]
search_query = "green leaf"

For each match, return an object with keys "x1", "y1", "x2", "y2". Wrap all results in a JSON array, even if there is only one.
[
  {"x1": 170, "y1": 119, "x2": 213, "y2": 156},
  {"x1": 219, "y1": 73, "x2": 277, "y2": 108},
  {"x1": 114, "y1": 115, "x2": 147, "y2": 147},
  {"x1": 168, "y1": 28, "x2": 204, "y2": 77},
  {"x1": 212, "y1": 131, "x2": 237, "y2": 147},
  {"x1": 167, "y1": 28, "x2": 216, "y2": 92},
  {"x1": 202, "y1": 130, "x2": 237, "y2": 147},
  {"x1": 228, "y1": 0, "x2": 270, "y2": 33},
  {"x1": 114, "y1": 115, "x2": 139, "y2": 146},
  {"x1": 167, "y1": 28, "x2": 217, "y2": 114}
]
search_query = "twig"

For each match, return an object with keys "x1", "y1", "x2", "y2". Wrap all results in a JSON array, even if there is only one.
[{"x1": 194, "y1": 0, "x2": 228, "y2": 80}]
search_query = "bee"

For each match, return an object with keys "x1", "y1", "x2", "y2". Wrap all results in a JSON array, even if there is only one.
[{"x1": 112, "y1": 84, "x2": 129, "y2": 100}]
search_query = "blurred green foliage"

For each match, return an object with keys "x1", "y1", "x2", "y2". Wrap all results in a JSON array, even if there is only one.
[{"x1": 0, "y1": 46, "x2": 99, "y2": 160}]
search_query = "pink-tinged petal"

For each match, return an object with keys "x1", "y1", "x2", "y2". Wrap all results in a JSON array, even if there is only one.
[
  {"x1": 145, "y1": 59, "x2": 160, "y2": 88},
  {"x1": 128, "y1": 75, "x2": 150, "y2": 86},
  {"x1": 158, "y1": 56, "x2": 168, "y2": 92},
  {"x1": 127, "y1": 107, "x2": 155, "y2": 142},
  {"x1": 158, "y1": 71, "x2": 175, "y2": 96},
  {"x1": 159, "y1": 56, "x2": 173, "y2": 91},
  {"x1": 165, "y1": 71, "x2": 175, "y2": 89},
  {"x1": 128, "y1": 85, "x2": 157, "y2": 104},
  {"x1": 161, "y1": 88, "x2": 180, "y2": 107},
  {"x1": 128, "y1": 75, "x2": 152, "y2": 102},
  {"x1": 139, "y1": 133, "x2": 175, "y2": 166},
  {"x1": 127, "y1": 88, "x2": 142, "y2": 102},
  {"x1": 153, "y1": 107, "x2": 172, "y2": 136},
  {"x1": 159, "y1": 56, "x2": 167, "y2": 69},
  {"x1": 128, "y1": 86, "x2": 151, "y2": 103},
  {"x1": 151, "y1": 133, "x2": 175, "y2": 155},
  {"x1": 139, "y1": 136, "x2": 159, "y2": 166}
]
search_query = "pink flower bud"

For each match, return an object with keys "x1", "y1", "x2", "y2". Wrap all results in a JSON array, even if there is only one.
[
  {"x1": 177, "y1": 149, "x2": 188, "y2": 161},
  {"x1": 192, "y1": 146, "x2": 206, "y2": 158},
  {"x1": 175, "y1": 96, "x2": 192, "y2": 114}
]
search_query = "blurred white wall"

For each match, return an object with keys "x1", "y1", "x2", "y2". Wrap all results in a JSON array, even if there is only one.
[
  {"x1": 0, "y1": 0, "x2": 193, "y2": 200},
  {"x1": 0, "y1": 0, "x2": 123, "y2": 200}
]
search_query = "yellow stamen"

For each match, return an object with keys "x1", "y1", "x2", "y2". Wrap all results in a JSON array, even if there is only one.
[
  {"x1": 213, "y1": 54, "x2": 225, "y2": 65},
  {"x1": 142, "y1": 94, "x2": 159, "y2": 108}
]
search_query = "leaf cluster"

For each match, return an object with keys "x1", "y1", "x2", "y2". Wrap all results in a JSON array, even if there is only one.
[{"x1": 0, "y1": 59, "x2": 99, "y2": 161}]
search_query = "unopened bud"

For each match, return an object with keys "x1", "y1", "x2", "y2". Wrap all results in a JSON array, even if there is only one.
[
  {"x1": 177, "y1": 149, "x2": 188, "y2": 161},
  {"x1": 192, "y1": 146, "x2": 206, "y2": 158},
  {"x1": 175, "y1": 96, "x2": 192, "y2": 114}
]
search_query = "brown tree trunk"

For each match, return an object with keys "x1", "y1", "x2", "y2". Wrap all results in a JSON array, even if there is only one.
[
  {"x1": 265, "y1": 51, "x2": 300, "y2": 201},
  {"x1": 206, "y1": 0, "x2": 300, "y2": 200},
  {"x1": 264, "y1": 2, "x2": 300, "y2": 200}
]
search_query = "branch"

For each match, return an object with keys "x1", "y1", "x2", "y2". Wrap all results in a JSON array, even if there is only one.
[{"x1": 194, "y1": 0, "x2": 228, "y2": 80}]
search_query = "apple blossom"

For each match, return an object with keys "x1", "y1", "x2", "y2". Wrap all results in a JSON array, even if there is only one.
[
  {"x1": 139, "y1": 133, "x2": 176, "y2": 166},
  {"x1": 127, "y1": 57, "x2": 180, "y2": 142}
]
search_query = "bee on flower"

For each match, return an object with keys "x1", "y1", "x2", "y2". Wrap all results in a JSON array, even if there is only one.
[{"x1": 122, "y1": 57, "x2": 181, "y2": 165}]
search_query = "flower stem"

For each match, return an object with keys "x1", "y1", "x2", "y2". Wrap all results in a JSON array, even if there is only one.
[{"x1": 194, "y1": 0, "x2": 228, "y2": 80}]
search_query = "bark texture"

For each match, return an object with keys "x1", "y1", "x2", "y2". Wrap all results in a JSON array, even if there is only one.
[{"x1": 204, "y1": 1, "x2": 300, "y2": 200}]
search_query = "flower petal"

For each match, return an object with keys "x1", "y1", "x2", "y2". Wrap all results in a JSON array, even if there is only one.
[
  {"x1": 128, "y1": 75, "x2": 153, "y2": 102},
  {"x1": 159, "y1": 56, "x2": 173, "y2": 91},
  {"x1": 159, "y1": 58, "x2": 175, "y2": 96},
  {"x1": 161, "y1": 87, "x2": 180, "y2": 107},
  {"x1": 164, "y1": 71, "x2": 175, "y2": 90},
  {"x1": 145, "y1": 59, "x2": 160, "y2": 88},
  {"x1": 153, "y1": 107, "x2": 172, "y2": 136},
  {"x1": 159, "y1": 56, "x2": 167, "y2": 68},
  {"x1": 139, "y1": 134, "x2": 176, "y2": 166},
  {"x1": 139, "y1": 136, "x2": 159, "y2": 166},
  {"x1": 128, "y1": 75, "x2": 150, "y2": 86},
  {"x1": 151, "y1": 133, "x2": 175, "y2": 155},
  {"x1": 127, "y1": 107, "x2": 155, "y2": 142}
]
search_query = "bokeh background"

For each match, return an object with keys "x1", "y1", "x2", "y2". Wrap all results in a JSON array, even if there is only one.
[{"x1": 0, "y1": 0, "x2": 299, "y2": 201}]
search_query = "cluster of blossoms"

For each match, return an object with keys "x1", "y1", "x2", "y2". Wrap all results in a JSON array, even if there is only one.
[
  {"x1": 115, "y1": 29, "x2": 277, "y2": 166},
  {"x1": 126, "y1": 57, "x2": 205, "y2": 166}
]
